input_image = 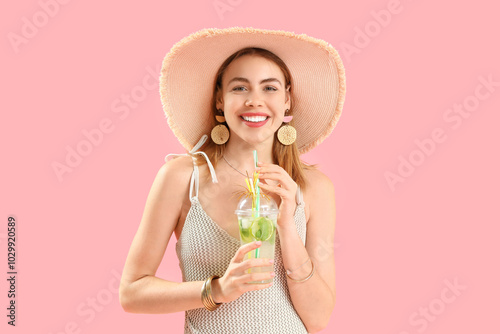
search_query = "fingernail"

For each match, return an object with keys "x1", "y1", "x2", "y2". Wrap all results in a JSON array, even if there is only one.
[
  {"x1": 270, "y1": 272, "x2": 275, "y2": 277},
  {"x1": 269, "y1": 259, "x2": 274, "y2": 264},
  {"x1": 256, "y1": 241, "x2": 262, "y2": 246}
]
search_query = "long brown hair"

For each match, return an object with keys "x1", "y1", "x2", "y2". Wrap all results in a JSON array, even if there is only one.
[{"x1": 194, "y1": 47, "x2": 318, "y2": 191}]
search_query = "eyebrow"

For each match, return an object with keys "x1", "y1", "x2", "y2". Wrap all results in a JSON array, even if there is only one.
[{"x1": 227, "y1": 77, "x2": 283, "y2": 87}]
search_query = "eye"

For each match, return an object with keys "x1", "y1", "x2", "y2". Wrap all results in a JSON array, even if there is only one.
[
  {"x1": 265, "y1": 86, "x2": 278, "y2": 92},
  {"x1": 232, "y1": 86, "x2": 247, "y2": 91}
]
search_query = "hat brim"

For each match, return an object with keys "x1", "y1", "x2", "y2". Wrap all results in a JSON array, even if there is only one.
[{"x1": 160, "y1": 27, "x2": 346, "y2": 155}]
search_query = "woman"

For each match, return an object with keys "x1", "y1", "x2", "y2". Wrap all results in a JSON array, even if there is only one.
[{"x1": 119, "y1": 27, "x2": 346, "y2": 334}]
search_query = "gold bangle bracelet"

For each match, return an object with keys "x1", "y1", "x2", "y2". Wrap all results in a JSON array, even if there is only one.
[
  {"x1": 285, "y1": 260, "x2": 315, "y2": 283},
  {"x1": 201, "y1": 275, "x2": 222, "y2": 311},
  {"x1": 286, "y1": 257, "x2": 311, "y2": 276}
]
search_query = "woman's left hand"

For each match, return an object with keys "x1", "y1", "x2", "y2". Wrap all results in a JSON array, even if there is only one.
[{"x1": 256, "y1": 161, "x2": 297, "y2": 227}]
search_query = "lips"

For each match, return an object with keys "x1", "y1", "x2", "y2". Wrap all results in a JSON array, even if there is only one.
[{"x1": 240, "y1": 113, "x2": 269, "y2": 128}]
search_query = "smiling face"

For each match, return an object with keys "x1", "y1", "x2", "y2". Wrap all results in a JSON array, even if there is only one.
[{"x1": 216, "y1": 55, "x2": 291, "y2": 145}]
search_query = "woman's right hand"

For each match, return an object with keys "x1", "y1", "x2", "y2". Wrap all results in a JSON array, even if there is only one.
[{"x1": 211, "y1": 241, "x2": 275, "y2": 304}]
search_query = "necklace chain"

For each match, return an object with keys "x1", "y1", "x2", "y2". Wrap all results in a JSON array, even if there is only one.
[{"x1": 222, "y1": 155, "x2": 249, "y2": 177}]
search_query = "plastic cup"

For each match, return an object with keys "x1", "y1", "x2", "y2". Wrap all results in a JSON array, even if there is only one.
[{"x1": 235, "y1": 194, "x2": 278, "y2": 284}]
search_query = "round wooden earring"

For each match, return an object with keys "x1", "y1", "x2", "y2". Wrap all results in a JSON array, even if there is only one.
[
  {"x1": 211, "y1": 124, "x2": 229, "y2": 144},
  {"x1": 277, "y1": 124, "x2": 296, "y2": 145}
]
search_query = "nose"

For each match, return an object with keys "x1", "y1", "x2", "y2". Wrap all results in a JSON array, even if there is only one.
[{"x1": 245, "y1": 91, "x2": 264, "y2": 107}]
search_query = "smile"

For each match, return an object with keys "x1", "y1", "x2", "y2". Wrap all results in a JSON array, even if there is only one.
[{"x1": 240, "y1": 116, "x2": 270, "y2": 127}]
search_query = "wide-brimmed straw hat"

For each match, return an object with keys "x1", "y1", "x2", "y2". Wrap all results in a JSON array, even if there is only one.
[{"x1": 160, "y1": 27, "x2": 346, "y2": 155}]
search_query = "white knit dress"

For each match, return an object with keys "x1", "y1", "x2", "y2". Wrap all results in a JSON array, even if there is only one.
[{"x1": 167, "y1": 137, "x2": 309, "y2": 334}]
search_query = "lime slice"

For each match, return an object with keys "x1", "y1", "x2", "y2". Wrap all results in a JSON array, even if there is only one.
[
  {"x1": 250, "y1": 217, "x2": 275, "y2": 241},
  {"x1": 239, "y1": 218, "x2": 253, "y2": 243},
  {"x1": 240, "y1": 229, "x2": 253, "y2": 243}
]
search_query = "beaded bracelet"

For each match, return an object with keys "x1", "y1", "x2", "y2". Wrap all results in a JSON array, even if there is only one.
[
  {"x1": 285, "y1": 259, "x2": 315, "y2": 283},
  {"x1": 201, "y1": 275, "x2": 222, "y2": 311}
]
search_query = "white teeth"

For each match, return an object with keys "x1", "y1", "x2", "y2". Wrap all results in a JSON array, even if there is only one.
[{"x1": 242, "y1": 116, "x2": 268, "y2": 122}]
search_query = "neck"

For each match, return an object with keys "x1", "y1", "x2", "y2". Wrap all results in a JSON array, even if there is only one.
[{"x1": 223, "y1": 135, "x2": 274, "y2": 176}]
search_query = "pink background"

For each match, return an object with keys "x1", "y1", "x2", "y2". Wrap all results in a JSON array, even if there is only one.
[{"x1": 2, "y1": 0, "x2": 499, "y2": 333}]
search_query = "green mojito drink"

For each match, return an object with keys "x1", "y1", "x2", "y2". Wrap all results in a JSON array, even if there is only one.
[{"x1": 235, "y1": 194, "x2": 278, "y2": 284}]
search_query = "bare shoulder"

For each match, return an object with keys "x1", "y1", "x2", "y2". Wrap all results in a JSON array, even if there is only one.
[
  {"x1": 161, "y1": 155, "x2": 194, "y2": 181},
  {"x1": 302, "y1": 167, "x2": 336, "y2": 222},
  {"x1": 303, "y1": 167, "x2": 335, "y2": 201},
  {"x1": 151, "y1": 155, "x2": 194, "y2": 215}
]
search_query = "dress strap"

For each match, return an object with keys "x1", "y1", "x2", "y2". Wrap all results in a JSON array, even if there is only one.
[
  {"x1": 164, "y1": 134, "x2": 218, "y2": 200},
  {"x1": 296, "y1": 185, "x2": 305, "y2": 206}
]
